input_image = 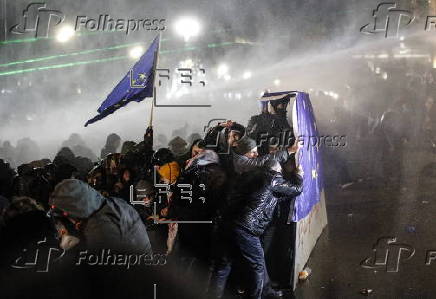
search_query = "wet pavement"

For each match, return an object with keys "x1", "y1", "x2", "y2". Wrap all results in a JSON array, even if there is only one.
[{"x1": 294, "y1": 175, "x2": 436, "y2": 299}]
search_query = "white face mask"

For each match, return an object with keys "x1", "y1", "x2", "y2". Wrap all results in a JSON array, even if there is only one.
[{"x1": 59, "y1": 234, "x2": 80, "y2": 250}]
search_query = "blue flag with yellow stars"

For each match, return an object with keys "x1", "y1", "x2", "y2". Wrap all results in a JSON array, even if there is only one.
[
  {"x1": 293, "y1": 92, "x2": 324, "y2": 221},
  {"x1": 85, "y1": 35, "x2": 159, "y2": 127}
]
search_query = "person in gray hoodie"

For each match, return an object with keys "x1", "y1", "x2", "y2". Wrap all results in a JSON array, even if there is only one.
[{"x1": 48, "y1": 179, "x2": 152, "y2": 254}]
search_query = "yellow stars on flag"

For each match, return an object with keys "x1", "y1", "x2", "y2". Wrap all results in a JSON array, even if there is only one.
[{"x1": 129, "y1": 70, "x2": 147, "y2": 88}]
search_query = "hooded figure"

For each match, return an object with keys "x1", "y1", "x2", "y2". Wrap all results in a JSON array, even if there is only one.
[
  {"x1": 168, "y1": 136, "x2": 188, "y2": 156},
  {"x1": 246, "y1": 94, "x2": 293, "y2": 155},
  {"x1": 49, "y1": 179, "x2": 152, "y2": 254},
  {"x1": 100, "y1": 133, "x2": 121, "y2": 159},
  {"x1": 62, "y1": 133, "x2": 98, "y2": 162},
  {"x1": 171, "y1": 149, "x2": 227, "y2": 291}
]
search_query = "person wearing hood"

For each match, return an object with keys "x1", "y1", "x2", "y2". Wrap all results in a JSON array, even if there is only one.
[
  {"x1": 171, "y1": 149, "x2": 227, "y2": 296},
  {"x1": 0, "y1": 197, "x2": 67, "y2": 299},
  {"x1": 48, "y1": 179, "x2": 152, "y2": 254},
  {"x1": 168, "y1": 136, "x2": 188, "y2": 157},
  {"x1": 100, "y1": 133, "x2": 121, "y2": 159},
  {"x1": 246, "y1": 95, "x2": 293, "y2": 156},
  {"x1": 53, "y1": 147, "x2": 93, "y2": 183},
  {"x1": 62, "y1": 133, "x2": 98, "y2": 162},
  {"x1": 176, "y1": 149, "x2": 227, "y2": 220}
]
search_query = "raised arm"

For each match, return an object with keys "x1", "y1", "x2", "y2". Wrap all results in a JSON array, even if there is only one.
[
  {"x1": 271, "y1": 173, "x2": 303, "y2": 197},
  {"x1": 233, "y1": 150, "x2": 291, "y2": 171}
]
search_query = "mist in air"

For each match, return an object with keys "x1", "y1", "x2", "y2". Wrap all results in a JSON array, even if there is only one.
[{"x1": 0, "y1": 0, "x2": 430, "y2": 172}]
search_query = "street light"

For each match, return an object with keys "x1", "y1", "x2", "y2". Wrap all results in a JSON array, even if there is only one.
[
  {"x1": 180, "y1": 58, "x2": 194, "y2": 68},
  {"x1": 243, "y1": 71, "x2": 252, "y2": 80},
  {"x1": 129, "y1": 46, "x2": 144, "y2": 59},
  {"x1": 217, "y1": 64, "x2": 229, "y2": 78},
  {"x1": 174, "y1": 17, "x2": 200, "y2": 42},
  {"x1": 56, "y1": 25, "x2": 75, "y2": 43}
]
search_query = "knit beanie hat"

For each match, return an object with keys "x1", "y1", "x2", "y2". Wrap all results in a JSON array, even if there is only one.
[{"x1": 157, "y1": 161, "x2": 180, "y2": 184}]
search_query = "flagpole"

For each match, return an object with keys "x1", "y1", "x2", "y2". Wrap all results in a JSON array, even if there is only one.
[
  {"x1": 145, "y1": 33, "x2": 161, "y2": 148},
  {"x1": 149, "y1": 33, "x2": 161, "y2": 129},
  {"x1": 149, "y1": 100, "x2": 154, "y2": 127}
]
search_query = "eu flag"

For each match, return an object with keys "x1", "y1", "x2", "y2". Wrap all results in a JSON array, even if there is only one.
[
  {"x1": 292, "y1": 92, "x2": 324, "y2": 221},
  {"x1": 84, "y1": 35, "x2": 160, "y2": 127}
]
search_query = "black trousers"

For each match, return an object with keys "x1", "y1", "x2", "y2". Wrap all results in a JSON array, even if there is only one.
[
  {"x1": 209, "y1": 226, "x2": 273, "y2": 299},
  {"x1": 262, "y1": 211, "x2": 296, "y2": 289}
]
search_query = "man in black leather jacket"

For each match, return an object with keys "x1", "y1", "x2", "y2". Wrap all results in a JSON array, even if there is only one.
[
  {"x1": 232, "y1": 137, "x2": 295, "y2": 175},
  {"x1": 209, "y1": 160, "x2": 302, "y2": 299},
  {"x1": 232, "y1": 162, "x2": 302, "y2": 237}
]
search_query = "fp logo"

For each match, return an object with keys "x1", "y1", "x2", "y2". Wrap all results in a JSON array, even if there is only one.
[
  {"x1": 360, "y1": 2, "x2": 414, "y2": 38},
  {"x1": 11, "y1": 237, "x2": 65, "y2": 272},
  {"x1": 361, "y1": 237, "x2": 415, "y2": 272},
  {"x1": 8, "y1": 2, "x2": 64, "y2": 39}
]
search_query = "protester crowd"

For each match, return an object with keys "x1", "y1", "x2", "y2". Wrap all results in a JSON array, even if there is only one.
[
  {"x1": 0, "y1": 95, "x2": 305, "y2": 299},
  {"x1": 0, "y1": 84, "x2": 435, "y2": 298}
]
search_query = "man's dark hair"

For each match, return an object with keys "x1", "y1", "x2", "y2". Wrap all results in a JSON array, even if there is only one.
[
  {"x1": 152, "y1": 148, "x2": 175, "y2": 166},
  {"x1": 228, "y1": 123, "x2": 246, "y2": 137}
]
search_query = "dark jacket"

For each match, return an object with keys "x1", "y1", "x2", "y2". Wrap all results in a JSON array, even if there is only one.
[
  {"x1": 232, "y1": 149, "x2": 291, "y2": 174},
  {"x1": 49, "y1": 179, "x2": 152, "y2": 254},
  {"x1": 231, "y1": 169, "x2": 302, "y2": 236},
  {"x1": 246, "y1": 113, "x2": 292, "y2": 155},
  {"x1": 204, "y1": 125, "x2": 237, "y2": 177},
  {"x1": 171, "y1": 150, "x2": 227, "y2": 258},
  {"x1": 204, "y1": 124, "x2": 228, "y2": 154},
  {"x1": 172, "y1": 150, "x2": 227, "y2": 221}
]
